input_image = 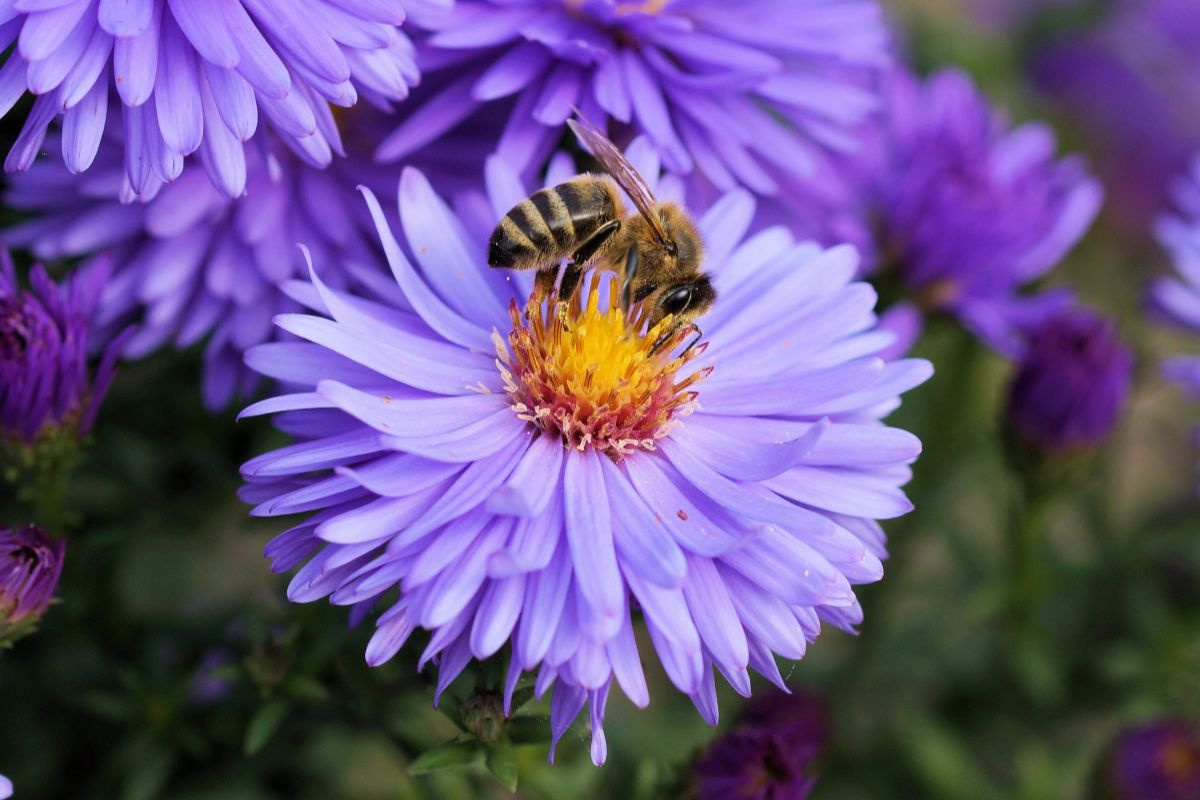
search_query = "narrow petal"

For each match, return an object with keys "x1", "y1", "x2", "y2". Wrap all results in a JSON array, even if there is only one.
[{"x1": 563, "y1": 450, "x2": 624, "y2": 642}]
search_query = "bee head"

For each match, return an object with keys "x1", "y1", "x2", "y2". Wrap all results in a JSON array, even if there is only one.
[{"x1": 649, "y1": 275, "x2": 716, "y2": 328}]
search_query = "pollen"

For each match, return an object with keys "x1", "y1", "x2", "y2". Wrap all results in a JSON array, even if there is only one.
[{"x1": 495, "y1": 272, "x2": 710, "y2": 458}]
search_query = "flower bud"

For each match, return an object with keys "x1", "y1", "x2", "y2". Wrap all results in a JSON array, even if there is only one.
[
  {"x1": 1, "y1": 254, "x2": 120, "y2": 461},
  {"x1": 1006, "y1": 308, "x2": 1132, "y2": 454},
  {"x1": 689, "y1": 690, "x2": 828, "y2": 800},
  {"x1": 0, "y1": 524, "x2": 65, "y2": 646},
  {"x1": 1101, "y1": 720, "x2": 1200, "y2": 800}
]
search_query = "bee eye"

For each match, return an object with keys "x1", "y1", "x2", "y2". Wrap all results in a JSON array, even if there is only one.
[
  {"x1": 661, "y1": 286, "x2": 693, "y2": 316},
  {"x1": 665, "y1": 240, "x2": 678, "y2": 256}
]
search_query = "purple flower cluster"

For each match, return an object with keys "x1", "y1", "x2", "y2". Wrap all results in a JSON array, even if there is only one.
[
  {"x1": 2, "y1": 108, "x2": 423, "y2": 409},
  {"x1": 0, "y1": 0, "x2": 430, "y2": 197},
  {"x1": 1030, "y1": 0, "x2": 1200, "y2": 228},
  {"x1": 391, "y1": 0, "x2": 887, "y2": 203},
  {"x1": 0, "y1": 524, "x2": 65, "y2": 644},
  {"x1": 862, "y1": 68, "x2": 1102, "y2": 355},
  {"x1": 240, "y1": 158, "x2": 930, "y2": 762},
  {"x1": 1, "y1": 252, "x2": 121, "y2": 447},
  {"x1": 1152, "y1": 156, "x2": 1200, "y2": 398}
]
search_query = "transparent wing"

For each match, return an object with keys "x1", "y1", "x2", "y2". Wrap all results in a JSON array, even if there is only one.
[{"x1": 567, "y1": 113, "x2": 669, "y2": 244}]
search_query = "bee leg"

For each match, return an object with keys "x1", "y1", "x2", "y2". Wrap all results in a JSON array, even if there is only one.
[
  {"x1": 558, "y1": 264, "x2": 584, "y2": 304},
  {"x1": 569, "y1": 218, "x2": 621, "y2": 267},
  {"x1": 534, "y1": 268, "x2": 558, "y2": 297},
  {"x1": 559, "y1": 218, "x2": 621, "y2": 303},
  {"x1": 621, "y1": 246, "x2": 639, "y2": 311},
  {"x1": 649, "y1": 322, "x2": 703, "y2": 357}
]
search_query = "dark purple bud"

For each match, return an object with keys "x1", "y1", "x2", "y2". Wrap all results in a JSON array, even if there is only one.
[
  {"x1": 1, "y1": 253, "x2": 120, "y2": 450},
  {"x1": 1006, "y1": 308, "x2": 1133, "y2": 453},
  {"x1": 1105, "y1": 720, "x2": 1200, "y2": 800},
  {"x1": 0, "y1": 524, "x2": 65, "y2": 645},
  {"x1": 691, "y1": 690, "x2": 828, "y2": 800}
]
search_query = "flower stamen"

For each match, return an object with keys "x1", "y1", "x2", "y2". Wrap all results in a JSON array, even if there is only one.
[{"x1": 495, "y1": 272, "x2": 710, "y2": 458}]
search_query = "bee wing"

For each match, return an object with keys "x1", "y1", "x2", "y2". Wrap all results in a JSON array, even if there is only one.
[{"x1": 567, "y1": 113, "x2": 670, "y2": 244}]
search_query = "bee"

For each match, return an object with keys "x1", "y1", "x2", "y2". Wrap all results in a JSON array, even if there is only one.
[{"x1": 487, "y1": 113, "x2": 715, "y2": 352}]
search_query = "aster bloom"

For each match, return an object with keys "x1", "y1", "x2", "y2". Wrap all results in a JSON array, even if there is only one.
[
  {"x1": 690, "y1": 689, "x2": 827, "y2": 800},
  {"x1": 1, "y1": 105, "x2": 478, "y2": 409},
  {"x1": 0, "y1": 524, "x2": 65, "y2": 646},
  {"x1": 0, "y1": 774, "x2": 10, "y2": 800},
  {"x1": 1150, "y1": 156, "x2": 1200, "y2": 398},
  {"x1": 1004, "y1": 308, "x2": 1133, "y2": 454},
  {"x1": 1030, "y1": 0, "x2": 1200, "y2": 228},
  {"x1": 241, "y1": 152, "x2": 931, "y2": 763},
  {"x1": 1, "y1": 252, "x2": 120, "y2": 449},
  {"x1": 0, "y1": 0, "x2": 431, "y2": 197},
  {"x1": 384, "y1": 0, "x2": 887, "y2": 204},
  {"x1": 863, "y1": 68, "x2": 1102, "y2": 355},
  {"x1": 1103, "y1": 720, "x2": 1200, "y2": 800}
]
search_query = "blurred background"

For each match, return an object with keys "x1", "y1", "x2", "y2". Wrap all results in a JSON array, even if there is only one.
[{"x1": 2, "y1": 1, "x2": 1200, "y2": 798}]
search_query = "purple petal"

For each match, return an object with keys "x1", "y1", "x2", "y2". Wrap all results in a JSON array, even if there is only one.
[
  {"x1": 515, "y1": 541, "x2": 571, "y2": 669},
  {"x1": 98, "y1": 0, "x2": 153, "y2": 36},
  {"x1": 486, "y1": 434, "x2": 563, "y2": 516},
  {"x1": 563, "y1": 450, "x2": 624, "y2": 642},
  {"x1": 112, "y1": 1, "x2": 161, "y2": 106},
  {"x1": 600, "y1": 457, "x2": 687, "y2": 587},
  {"x1": 681, "y1": 555, "x2": 748, "y2": 679},
  {"x1": 167, "y1": 0, "x2": 240, "y2": 67},
  {"x1": 203, "y1": 62, "x2": 257, "y2": 140},
  {"x1": 620, "y1": 456, "x2": 741, "y2": 557},
  {"x1": 154, "y1": 14, "x2": 205, "y2": 154},
  {"x1": 61, "y1": 77, "x2": 107, "y2": 173},
  {"x1": 19, "y1": 0, "x2": 90, "y2": 61},
  {"x1": 469, "y1": 574, "x2": 525, "y2": 658},
  {"x1": 365, "y1": 602, "x2": 415, "y2": 666}
]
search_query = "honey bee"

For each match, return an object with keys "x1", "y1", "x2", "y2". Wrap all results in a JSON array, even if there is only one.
[{"x1": 488, "y1": 113, "x2": 715, "y2": 352}]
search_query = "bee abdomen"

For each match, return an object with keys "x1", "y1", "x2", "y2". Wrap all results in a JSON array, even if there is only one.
[{"x1": 488, "y1": 178, "x2": 619, "y2": 270}]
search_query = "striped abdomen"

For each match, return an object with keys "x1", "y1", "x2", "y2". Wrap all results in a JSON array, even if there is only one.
[{"x1": 488, "y1": 177, "x2": 620, "y2": 271}]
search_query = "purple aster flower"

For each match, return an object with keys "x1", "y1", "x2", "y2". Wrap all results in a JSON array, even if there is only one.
[
  {"x1": 240, "y1": 150, "x2": 931, "y2": 763},
  {"x1": 0, "y1": 523, "x2": 65, "y2": 646},
  {"x1": 0, "y1": 0, "x2": 433, "y2": 197},
  {"x1": 859, "y1": 67, "x2": 1102, "y2": 355},
  {"x1": 690, "y1": 689, "x2": 827, "y2": 800},
  {"x1": 1, "y1": 105, "x2": 482, "y2": 410},
  {"x1": 1150, "y1": 156, "x2": 1200, "y2": 398},
  {"x1": 1004, "y1": 307, "x2": 1133, "y2": 454},
  {"x1": 1029, "y1": 0, "x2": 1200, "y2": 229},
  {"x1": 1, "y1": 252, "x2": 121, "y2": 448},
  {"x1": 384, "y1": 0, "x2": 887, "y2": 215},
  {"x1": 1103, "y1": 720, "x2": 1200, "y2": 800},
  {"x1": 0, "y1": 774, "x2": 9, "y2": 800}
]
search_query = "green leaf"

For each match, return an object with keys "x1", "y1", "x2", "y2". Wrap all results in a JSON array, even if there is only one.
[
  {"x1": 485, "y1": 738, "x2": 518, "y2": 792},
  {"x1": 408, "y1": 741, "x2": 483, "y2": 776},
  {"x1": 244, "y1": 700, "x2": 290, "y2": 756},
  {"x1": 122, "y1": 744, "x2": 173, "y2": 800},
  {"x1": 438, "y1": 694, "x2": 467, "y2": 731},
  {"x1": 286, "y1": 675, "x2": 331, "y2": 703}
]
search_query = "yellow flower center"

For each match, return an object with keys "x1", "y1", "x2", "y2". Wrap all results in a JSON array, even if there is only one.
[{"x1": 495, "y1": 273, "x2": 709, "y2": 458}]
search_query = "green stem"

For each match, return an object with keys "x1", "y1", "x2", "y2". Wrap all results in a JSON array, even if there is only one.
[{"x1": 31, "y1": 459, "x2": 68, "y2": 537}]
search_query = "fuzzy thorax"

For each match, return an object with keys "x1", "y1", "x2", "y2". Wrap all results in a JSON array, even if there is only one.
[{"x1": 495, "y1": 273, "x2": 709, "y2": 457}]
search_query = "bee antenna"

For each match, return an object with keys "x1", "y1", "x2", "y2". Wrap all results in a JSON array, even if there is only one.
[{"x1": 622, "y1": 247, "x2": 639, "y2": 311}]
